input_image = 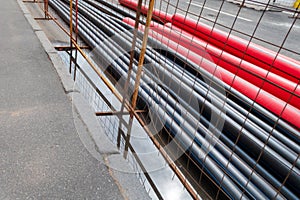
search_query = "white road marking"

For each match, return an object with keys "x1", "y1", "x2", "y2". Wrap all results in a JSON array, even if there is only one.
[
  {"x1": 282, "y1": 10, "x2": 296, "y2": 15},
  {"x1": 187, "y1": 2, "x2": 252, "y2": 22}
]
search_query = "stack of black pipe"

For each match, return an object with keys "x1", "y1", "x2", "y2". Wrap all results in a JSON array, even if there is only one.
[{"x1": 48, "y1": 0, "x2": 300, "y2": 199}]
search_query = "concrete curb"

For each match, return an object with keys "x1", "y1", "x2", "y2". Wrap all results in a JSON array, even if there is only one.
[
  {"x1": 35, "y1": 30, "x2": 57, "y2": 53},
  {"x1": 47, "y1": 52, "x2": 75, "y2": 93},
  {"x1": 106, "y1": 154, "x2": 150, "y2": 200},
  {"x1": 70, "y1": 92, "x2": 119, "y2": 155},
  {"x1": 24, "y1": 13, "x2": 42, "y2": 31},
  {"x1": 226, "y1": 0, "x2": 270, "y2": 10},
  {"x1": 226, "y1": 0, "x2": 288, "y2": 11},
  {"x1": 17, "y1": 0, "x2": 30, "y2": 14}
]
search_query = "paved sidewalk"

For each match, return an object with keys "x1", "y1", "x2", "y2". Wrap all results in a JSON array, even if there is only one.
[{"x1": 0, "y1": 1, "x2": 149, "y2": 199}]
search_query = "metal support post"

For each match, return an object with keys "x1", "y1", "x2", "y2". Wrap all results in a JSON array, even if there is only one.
[
  {"x1": 123, "y1": 0, "x2": 156, "y2": 159},
  {"x1": 30, "y1": 0, "x2": 54, "y2": 20},
  {"x1": 69, "y1": 0, "x2": 73, "y2": 74},
  {"x1": 116, "y1": 0, "x2": 144, "y2": 149},
  {"x1": 73, "y1": 0, "x2": 79, "y2": 81}
]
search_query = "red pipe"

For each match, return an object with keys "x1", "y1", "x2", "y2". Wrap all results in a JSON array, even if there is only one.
[
  {"x1": 119, "y1": 0, "x2": 172, "y2": 23},
  {"x1": 171, "y1": 14, "x2": 300, "y2": 83},
  {"x1": 150, "y1": 22, "x2": 300, "y2": 109},
  {"x1": 123, "y1": 17, "x2": 300, "y2": 129}
]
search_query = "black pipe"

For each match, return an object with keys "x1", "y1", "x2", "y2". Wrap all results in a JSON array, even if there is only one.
[{"x1": 48, "y1": 0, "x2": 298, "y2": 198}]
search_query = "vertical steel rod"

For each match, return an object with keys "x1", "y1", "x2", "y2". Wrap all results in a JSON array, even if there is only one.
[
  {"x1": 44, "y1": 0, "x2": 48, "y2": 19},
  {"x1": 131, "y1": 0, "x2": 155, "y2": 110},
  {"x1": 73, "y1": 0, "x2": 79, "y2": 81},
  {"x1": 117, "y1": 0, "x2": 143, "y2": 149},
  {"x1": 123, "y1": 0, "x2": 155, "y2": 159},
  {"x1": 69, "y1": 0, "x2": 73, "y2": 74}
]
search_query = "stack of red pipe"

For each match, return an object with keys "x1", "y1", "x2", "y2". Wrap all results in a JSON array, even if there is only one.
[
  {"x1": 119, "y1": 0, "x2": 300, "y2": 129},
  {"x1": 119, "y1": 0, "x2": 172, "y2": 23}
]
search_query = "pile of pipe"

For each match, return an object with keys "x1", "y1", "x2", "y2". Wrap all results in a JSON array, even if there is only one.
[{"x1": 49, "y1": 0, "x2": 300, "y2": 199}]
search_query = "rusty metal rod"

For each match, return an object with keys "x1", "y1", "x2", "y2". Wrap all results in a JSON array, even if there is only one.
[
  {"x1": 69, "y1": 0, "x2": 73, "y2": 74},
  {"x1": 95, "y1": 110, "x2": 146, "y2": 116},
  {"x1": 73, "y1": 0, "x2": 79, "y2": 80},
  {"x1": 123, "y1": 0, "x2": 155, "y2": 160},
  {"x1": 131, "y1": 0, "x2": 155, "y2": 111},
  {"x1": 117, "y1": 0, "x2": 143, "y2": 149}
]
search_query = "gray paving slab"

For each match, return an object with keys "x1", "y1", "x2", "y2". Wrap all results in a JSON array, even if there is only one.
[{"x1": 0, "y1": 1, "x2": 150, "y2": 199}]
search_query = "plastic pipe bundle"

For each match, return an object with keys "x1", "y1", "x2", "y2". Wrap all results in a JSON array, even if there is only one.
[
  {"x1": 171, "y1": 14, "x2": 300, "y2": 83},
  {"x1": 49, "y1": 0, "x2": 300, "y2": 199},
  {"x1": 119, "y1": 0, "x2": 172, "y2": 23},
  {"x1": 123, "y1": 17, "x2": 300, "y2": 130}
]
